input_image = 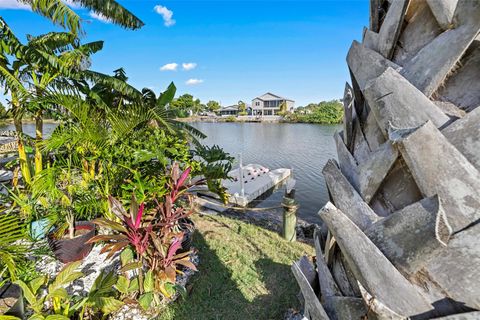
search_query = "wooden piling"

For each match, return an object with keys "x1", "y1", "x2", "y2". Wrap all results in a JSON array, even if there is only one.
[{"x1": 282, "y1": 196, "x2": 298, "y2": 242}]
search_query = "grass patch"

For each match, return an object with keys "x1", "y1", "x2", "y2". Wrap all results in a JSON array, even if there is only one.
[{"x1": 158, "y1": 214, "x2": 314, "y2": 320}]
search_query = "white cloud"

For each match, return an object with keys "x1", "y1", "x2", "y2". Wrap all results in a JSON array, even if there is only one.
[
  {"x1": 185, "y1": 78, "x2": 203, "y2": 85},
  {"x1": 182, "y1": 63, "x2": 197, "y2": 71},
  {"x1": 89, "y1": 11, "x2": 112, "y2": 23},
  {"x1": 154, "y1": 5, "x2": 175, "y2": 27},
  {"x1": 160, "y1": 63, "x2": 178, "y2": 71},
  {"x1": 0, "y1": 0, "x2": 30, "y2": 10}
]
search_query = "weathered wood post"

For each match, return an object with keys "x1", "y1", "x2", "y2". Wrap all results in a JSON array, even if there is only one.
[{"x1": 282, "y1": 182, "x2": 298, "y2": 241}]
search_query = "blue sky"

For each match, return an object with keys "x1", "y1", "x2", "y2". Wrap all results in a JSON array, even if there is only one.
[{"x1": 1, "y1": 0, "x2": 369, "y2": 107}]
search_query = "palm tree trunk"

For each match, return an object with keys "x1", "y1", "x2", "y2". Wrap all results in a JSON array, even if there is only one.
[
  {"x1": 13, "y1": 116, "x2": 22, "y2": 133},
  {"x1": 12, "y1": 95, "x2": 32, "y2": 186},
  {"x1": 34, "y1": 109, "x2": 43, "y2": 174}
]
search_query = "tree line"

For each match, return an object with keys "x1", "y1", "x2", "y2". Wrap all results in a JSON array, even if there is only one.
[{"x1": 285, "y1": 100, "x2": 344, "y2": 124}]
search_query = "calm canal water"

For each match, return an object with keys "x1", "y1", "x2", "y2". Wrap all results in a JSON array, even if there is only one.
[
  {"x1": 0, "y1": 123, "x2": 58, "y2": 138},
  {"x1": 192, "y1": 122, "x2": 340, "y2": 224},
  {"x1": 0, "y1": 122, "x2": 340, "y2": 224}
]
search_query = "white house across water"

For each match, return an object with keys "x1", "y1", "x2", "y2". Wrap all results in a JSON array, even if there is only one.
[{"x1": 251, "y1": 92, "x2": 295, "y2": 116}]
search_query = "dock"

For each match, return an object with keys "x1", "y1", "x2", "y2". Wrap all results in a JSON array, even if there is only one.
[
  {"x1": 225, "y1": 164, "x2": 291, "y2": 206},
  {"x1": 195, "y1": 163, "x2": 291, "y2": 211}
]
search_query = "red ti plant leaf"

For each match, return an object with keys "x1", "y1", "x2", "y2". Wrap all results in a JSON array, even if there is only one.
[
  {"x1": 177, "y1": 167, "x2": 191, "y2": 190},
  {"x1": 92, "y1": 196, "x2": 155, "y2": 261},
  {"x1": 134, "y1": 203, "x2": 144, "y2": 230},
  {"x1": 91, "y1": 218, "x2": 127, "y2": 233},
  {"x1": 109, "y1": 196, "x2": 128, "y2": 219},
  {"x1": 167, "y1": 236, "x2": 183, "y2": 263},
  {"x1": 175, "y1": 258, "x2": 198, "y2": 271}
]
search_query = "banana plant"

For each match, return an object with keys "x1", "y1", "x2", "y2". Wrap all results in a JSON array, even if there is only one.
[{"x1": 15, "y1": 0, "x2": 144, "y2": 36}]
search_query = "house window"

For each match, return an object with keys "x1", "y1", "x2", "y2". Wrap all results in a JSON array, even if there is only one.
[{"x1": 255, "y1": 101, "x2": 260, "y2": 106}]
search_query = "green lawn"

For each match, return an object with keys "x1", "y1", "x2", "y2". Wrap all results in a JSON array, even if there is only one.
[{"x1": 158, "y1": 214, "x2": 314, "y2": 320}]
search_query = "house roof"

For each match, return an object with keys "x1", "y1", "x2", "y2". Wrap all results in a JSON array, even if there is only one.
[
  {"x1": 253, "y1": 92, "x2": 294, "y2": 102},
  {"x1": 219, "y1": 105, "x2": 239, "y2": 111}
]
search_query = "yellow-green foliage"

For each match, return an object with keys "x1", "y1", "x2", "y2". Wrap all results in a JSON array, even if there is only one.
[
  {"x1": 224, "y1": 116, "x2": 237, "y2": 122},
  {"x1": 288, "y1": 100, "x2": 344, "y2": 124}
]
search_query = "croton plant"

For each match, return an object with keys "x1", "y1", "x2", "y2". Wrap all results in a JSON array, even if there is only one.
[{"x1": 88, "y1": 163, "x2": 197, "y2": 310}]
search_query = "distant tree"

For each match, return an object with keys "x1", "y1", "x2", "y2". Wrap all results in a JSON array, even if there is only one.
[
  {"x1": 169, "y1": 94, "x2": 207, "y2": 116},
  {"x1": 207, "y1": 100, "x2": 221, "y2": 112},
  {"x1": 192, "y1": 98, "x2": 206, "y2": 115},
  {"x1": 287, "y1": 100, "x2": 343, "y2": 124},
  {"x1": 278, "y1": 101, "x2": 288, "y2": 115},
  {"x1": 295, "y1": 106, "x2": 305, "y2": 114},
  {"x1": 170, "y1": 94, "x2": 195, "y2": 117},
  {"x1": 238, "y1": 100, "x2": 247, "y2": 116}
]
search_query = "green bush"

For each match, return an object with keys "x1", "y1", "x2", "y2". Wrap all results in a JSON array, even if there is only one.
[{"x1": 287, "y1": 100, "x2": 343, "y2": 124}]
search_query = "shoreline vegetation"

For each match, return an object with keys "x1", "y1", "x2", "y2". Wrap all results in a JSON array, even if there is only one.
[
  {"x1": 177, "y1": 116, "x2": 343, "y2": 124},
  {"x1": 0, "y1": 100, "x2": 344, "y2": 128},
  {"x1": 176, "y1": 99, "x2": 344, "y2": 125}
]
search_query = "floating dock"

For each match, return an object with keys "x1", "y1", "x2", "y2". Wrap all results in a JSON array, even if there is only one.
[
  {"x1": 225, "y1": 164, "x2": 291, "y2": 206},
  {"x1": 195, "y1": 163, "x2": 291, "y2": 211}
]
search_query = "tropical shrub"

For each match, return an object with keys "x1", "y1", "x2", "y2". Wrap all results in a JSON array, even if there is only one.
[
  {"x1": 14, "y1": 261, "x2": 123, "y2": 319},
  {"x1": 89, "y1": 163, "x2": 198, "y2": 311}
]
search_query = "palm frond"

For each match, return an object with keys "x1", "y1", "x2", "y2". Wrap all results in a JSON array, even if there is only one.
[
  {"x1": 82, "y1": 70, "x2": 142, "y2": 100},
  {"x1": 70, "y1": 0, "x2": 144, "y2": 30},
  {"x1": 0, "y1": 63, "x2": 29, "y2": 98},
  {"x1": 169, "y1": 120, "x2": 207, "y2": 140},
  {"x1": 26, "y1": 0, "x2": 82, "y2": 35},
  {"x1": 0, "y1": 17, "x2": 24, "y2": 56},
  {"x1": 0, "y1": 214, "x2": 26, "y2": 281}
]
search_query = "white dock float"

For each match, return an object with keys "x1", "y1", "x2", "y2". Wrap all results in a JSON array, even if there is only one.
[{"x1": 224, "y1": 164, "x2": 291, "y2": 207}]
